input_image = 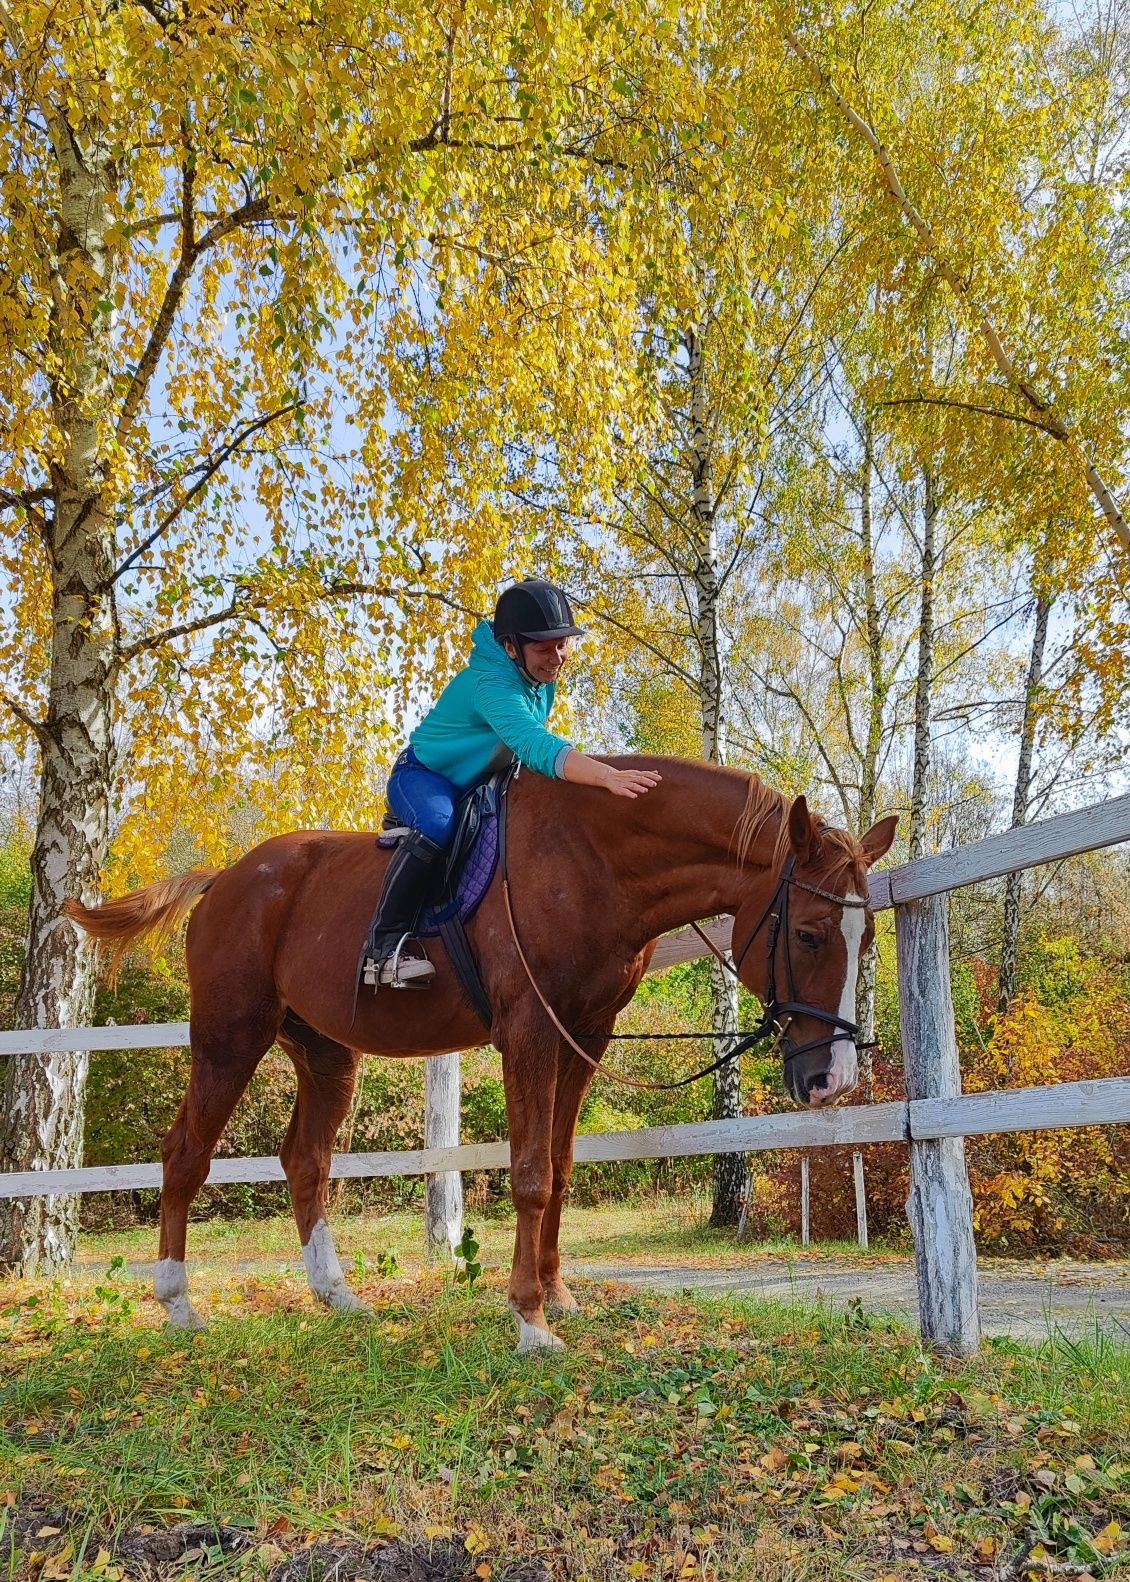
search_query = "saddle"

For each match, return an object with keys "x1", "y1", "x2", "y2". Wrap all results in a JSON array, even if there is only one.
[{"x1": 367, "y1": 764, "x2": 515, "y2": 1025}]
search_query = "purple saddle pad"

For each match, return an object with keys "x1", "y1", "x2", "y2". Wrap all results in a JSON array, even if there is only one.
[{"x1": 376, "y1": 811, "x2": 500, "y2": 937}]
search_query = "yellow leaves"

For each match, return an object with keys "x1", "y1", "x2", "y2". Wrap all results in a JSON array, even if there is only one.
[
  {"x1": 463, "y1": 1526, "x2": 491, "y2": 1555},
  {"x1": 1091, "y1": 1520, "x2": 1122, "y2": 1555},
  {"x1": 923, "y1": 1520, "x2": 954, "y2": 1553}
]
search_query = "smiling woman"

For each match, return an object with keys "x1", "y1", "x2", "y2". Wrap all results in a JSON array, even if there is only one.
[{"x1": 370, "y1": 578, "x2": 662, "y2": 988}]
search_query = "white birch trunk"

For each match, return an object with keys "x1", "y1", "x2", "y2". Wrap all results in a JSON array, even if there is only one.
[
  {"x1": 998, "y1": 594, "x2": 1050, "y2": 1013},
  {"x1": 423, "y1": 1051, "x2": 463, "y2": 1258},
  {"x1": 908, "y1": 469, "x2": 938, "y2": 863},
  {"x1": 685, "y1": 324, "x2": 745, "y2": 1226},
  {"x1": 896, "y1": 894, "x2": 980, "y2": 1354},
  {"x1": 856, "y1": 413, "x2": 884, "y2": 1097},
  {"x1": 0, "y1": 101, "x2": 117, "y2": 1273}
]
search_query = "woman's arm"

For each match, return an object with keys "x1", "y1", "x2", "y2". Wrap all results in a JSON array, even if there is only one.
[{"x1": 561, "y1": 750, "x2": 661, "y2": 799}]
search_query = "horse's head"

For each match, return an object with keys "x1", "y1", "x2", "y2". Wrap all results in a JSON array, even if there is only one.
[{"x1": 732, "y1": 796, "x2": 897, "y2": 1108}]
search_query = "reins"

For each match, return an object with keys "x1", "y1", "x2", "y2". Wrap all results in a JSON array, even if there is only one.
[{"x1": 499, "y1": 780, "x2": 875, "y2": 1093}]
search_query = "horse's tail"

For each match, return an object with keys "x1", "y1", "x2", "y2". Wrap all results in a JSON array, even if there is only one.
[{"x1": 64, "y1": 869, "x2": 221, "y2": 983}]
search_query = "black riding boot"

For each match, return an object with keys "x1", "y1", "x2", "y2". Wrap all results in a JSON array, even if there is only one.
[{"x1": 364, "y1": 829, "x2": 445, "y2": 987}]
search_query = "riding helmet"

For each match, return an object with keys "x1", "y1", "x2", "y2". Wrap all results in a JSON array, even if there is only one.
[{"x1": 493, "y1": 578, "x2": 585, "y2": 642}]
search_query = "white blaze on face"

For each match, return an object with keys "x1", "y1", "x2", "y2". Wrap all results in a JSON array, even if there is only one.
[{"x1": 822, "y1": 896, "x2": 866, "y2": 1101}]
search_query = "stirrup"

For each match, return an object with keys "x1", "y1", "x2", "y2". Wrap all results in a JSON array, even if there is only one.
[{"x1": 363, "y1": 933, "x2": 435, "y2": 989}]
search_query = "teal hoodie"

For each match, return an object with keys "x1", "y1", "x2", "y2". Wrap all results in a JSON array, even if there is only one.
[{"x1": 409, "y1": 620, "x2": 574, "y2": 789}]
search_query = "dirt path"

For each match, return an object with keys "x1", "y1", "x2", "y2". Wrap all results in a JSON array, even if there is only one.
[{"x1": 573, "y1": 1255, "x2": 1130, "y2": 1341}]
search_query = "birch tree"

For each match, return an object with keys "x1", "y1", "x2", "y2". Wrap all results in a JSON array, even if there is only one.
[{"x1": 0, "y1": 0, "x2": 688, "y2": 1271}]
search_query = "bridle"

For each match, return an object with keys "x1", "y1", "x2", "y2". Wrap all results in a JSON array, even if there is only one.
[
  {"x1": 503, "y1": 826, "x2": 873, "y2": 1091},
  {"x1": 701, "y1": 855, "x2": 873, "y2": 1072}
]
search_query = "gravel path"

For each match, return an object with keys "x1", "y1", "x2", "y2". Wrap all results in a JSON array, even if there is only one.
[{"x1": 573, "y1": 1256, "x2": 1130, "y2": 1342}]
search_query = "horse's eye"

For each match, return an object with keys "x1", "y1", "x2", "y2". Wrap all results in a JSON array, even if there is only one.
[{"x1": 796, "y1": 928, "x2": 820, "y2": 949}]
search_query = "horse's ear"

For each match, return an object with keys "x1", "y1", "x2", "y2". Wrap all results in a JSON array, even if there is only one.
[
  {"x1": 860, "y1": 814, "x2": 899, "y2": 867},
  {"x1": 788, "y1": 795, "x2": 824, "y2": 865}
]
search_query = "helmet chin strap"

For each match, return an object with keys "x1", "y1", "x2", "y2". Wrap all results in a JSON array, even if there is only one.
[{"x1": 506, "y1": 638, "x2": 541, "y2": 686}]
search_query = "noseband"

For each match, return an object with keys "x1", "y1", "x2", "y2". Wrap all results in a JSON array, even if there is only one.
[{"x1": 717, "y1": 857, "x2": 871, "y2": 1069}]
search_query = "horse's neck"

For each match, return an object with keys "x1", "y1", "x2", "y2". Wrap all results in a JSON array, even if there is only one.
[{"x1": 570, "y1": 757, "x2": 783, "y2": 943}]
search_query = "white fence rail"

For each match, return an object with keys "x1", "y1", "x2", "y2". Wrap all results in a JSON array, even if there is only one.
[
  {"x1": 2, "y1": 788, "x2": 1129, "y2": 1353},
  {"x1": 1, "y1": 1080, "x2": 1128, "y2": 1201}
]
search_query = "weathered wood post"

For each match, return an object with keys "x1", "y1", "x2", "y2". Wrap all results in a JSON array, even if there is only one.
[
  {"x1": 852, "y1": 1149, "x2": 868, "y2": 1250},
  {"x1": 424, "y1": 1052, "x2": 463, "y2": 1259},
  {"x1": 799, "y1": 1155, "x2": 810, "y2": 1247},
  {"x1": 895, "y1": 894, "x2": 980, "y2": 1353}
]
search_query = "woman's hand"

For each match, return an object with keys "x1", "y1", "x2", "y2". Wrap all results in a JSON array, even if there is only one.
[
  {"x1": 562, "y1": 750, "x2": 662, "y2": 798},
  {"x1": 600, "y1": 764, "x2": 662, "y2": 799}
]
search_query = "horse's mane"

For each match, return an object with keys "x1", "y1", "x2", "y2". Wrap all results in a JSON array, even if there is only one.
[
  {"x1": 730, "y1": 773, "x2": 868, "y2": 884},
  {"x1": 730, "y1": 774, "x2": 790, "y2": 867}
]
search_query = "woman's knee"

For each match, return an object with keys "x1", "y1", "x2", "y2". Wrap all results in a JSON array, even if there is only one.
[{"x1": 387, "y1": 764, "x2": 458, "y2": 846}]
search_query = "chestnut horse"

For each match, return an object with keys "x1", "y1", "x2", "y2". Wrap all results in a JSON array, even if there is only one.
[{"x1": 67, "y1": 756, "x2": 896, "y2": 1351}]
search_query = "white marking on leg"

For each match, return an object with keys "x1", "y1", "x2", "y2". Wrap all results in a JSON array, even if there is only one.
[
  {"x1": 510, "y1": 1302, "x2": 566, "y2": 1354},
  {"x1": 154, "y1": 1258, "x2": 206, "y2": 1330},
  {"x1": 302, "y1": 1219, "x2": 373, "y2": 1313}
]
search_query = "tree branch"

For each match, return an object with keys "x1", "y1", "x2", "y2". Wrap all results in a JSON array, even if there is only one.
[
  {"x1": 781, "y1": 22, "x2": 1130, "y2": 559},
  {"x1": 0, "y1": 485, "x2": 52, "y2": 540},
  {"x1": 115, "y1": 195, "x2": 275, "y2": 444},
  {"x1": 876, "y1": 394, "x2": 1063, "y2": 438},
  {"x1": 114, "y1": 598, "x2": 260, "y2": 669},
  {"x1": 0, "y1": 691, "x2": 52, "y2": 751},
  {"x1": 108, "y1": 403, "x2": 300, "y2": 587}
]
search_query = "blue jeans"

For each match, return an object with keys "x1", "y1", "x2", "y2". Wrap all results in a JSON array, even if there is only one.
[{"x1": 387, "y1": 746, "x2": 460, "y2": 848}]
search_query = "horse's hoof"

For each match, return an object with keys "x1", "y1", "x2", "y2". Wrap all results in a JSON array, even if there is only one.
[
  {"x1": 320, "y1": 1284, "x2": 376, "y2": 1317},
  {"x1": 544, "y1": 1286, "x2": 580, "y2": 1316},
  {"x1": 514, "y1": 1316, "x2": 566, "y2": 1354},
  {"x1": 164, "y1": 1304, "x2": 207, "y2": 1332}
]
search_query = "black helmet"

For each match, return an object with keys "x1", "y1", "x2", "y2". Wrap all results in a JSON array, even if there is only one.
[{"x1": 493, "y1": 578, "x2": 585, "y2": 643}]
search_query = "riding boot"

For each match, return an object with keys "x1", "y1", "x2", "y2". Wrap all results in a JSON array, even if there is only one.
[{"x1": 364, "y1": 829, "x2": 445, "y2": 987}]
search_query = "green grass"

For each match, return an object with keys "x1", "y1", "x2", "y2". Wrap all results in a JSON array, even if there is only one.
[
  {"x1": 1, "y1": 1261, "x2": 1128, "y2": 1581},
  {"x1": 74, "y1": 1198, "x2": 894, "y2": 1277}
]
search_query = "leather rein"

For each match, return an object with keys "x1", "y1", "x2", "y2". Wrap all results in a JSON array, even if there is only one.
[{"x1": 500, "y1": 776, "x2": 872, "y2": 1092}]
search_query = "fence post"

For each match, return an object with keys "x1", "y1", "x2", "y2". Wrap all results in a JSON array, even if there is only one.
[
  {"x1": 800, "y1": 1155, "x2": 810, "y2": 1247},
  {"x1": 424, "y1": 1051, "x2": 463, "y2": 1259},
  {"x1": 852, "y1": 1149, "x2": 868, "y2": 1250},
  {"x1": 895, "y1": 894, "x2": 980, "y2": 1354}
]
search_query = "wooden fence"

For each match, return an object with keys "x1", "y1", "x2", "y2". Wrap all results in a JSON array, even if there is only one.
[{"x1": 1, "y1": 790, "x2": 1129, "y2": 1353}]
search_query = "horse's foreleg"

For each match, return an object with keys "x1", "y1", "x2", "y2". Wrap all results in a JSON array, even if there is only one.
[
  {"x1": 539, "y1": 1044, "x2": 601, "y2": 1315},
  {"x1": 157, "y1": 1033, "x2": 272, "y2": 1329},
  {"x1": 501, "y1": 1028, "x2": 560, "y2": 1354},
  {"x1": 277, "y1": 1022, "x2": 370, "y2": 1314}
]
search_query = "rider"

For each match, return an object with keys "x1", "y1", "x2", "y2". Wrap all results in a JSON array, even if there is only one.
[{"x1": 367, "y1": 577, "x2": 662, "y2": 986}]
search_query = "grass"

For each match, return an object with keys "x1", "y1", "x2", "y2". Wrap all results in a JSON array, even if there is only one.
[
  {"x1": 73, "y1": 1197, "x2": 895, "y2": 1278},
  {"x1": 1, "y1": 1250, "x2": 1129, "y2": 1582}
]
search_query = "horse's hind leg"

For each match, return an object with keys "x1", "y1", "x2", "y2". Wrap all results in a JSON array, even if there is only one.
[
  {"x1": 157, "y1": 1018, "x2": 277, "y2": 1328},
  {"x1": 276, "y1": 1015, "x2": 369, "y2": 1314}
]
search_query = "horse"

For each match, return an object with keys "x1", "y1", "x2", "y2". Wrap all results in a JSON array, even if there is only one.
[{"x1": 66, "y1": 755, "x2": 896, "y2": 1351}]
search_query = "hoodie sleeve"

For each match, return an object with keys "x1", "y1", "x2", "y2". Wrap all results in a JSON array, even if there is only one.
[{"x1": 474, "y1": 668, "x2": 575, "y2": 778}]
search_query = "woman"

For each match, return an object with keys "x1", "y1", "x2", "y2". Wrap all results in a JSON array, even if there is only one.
[{"x1": 369, "y1": 577, "x2": 661, "y2": 986}]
